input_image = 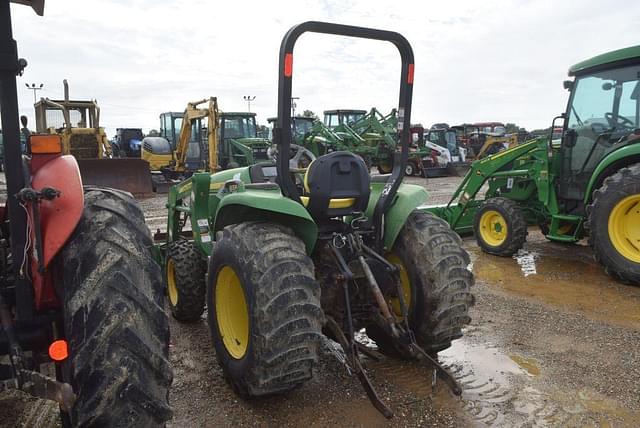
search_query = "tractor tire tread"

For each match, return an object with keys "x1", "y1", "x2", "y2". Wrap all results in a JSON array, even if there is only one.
[
  {"x1": 474, "y1": 197, "x2": 527, "y2": 256},
  {"x1": 586, "y1": 163, "x2": 640, "y2": 284},
  {"x1": 369, "y1": 211, "x2": 474, "y2": 355},
  {"x1": 61, "y1": 188, "x2": 172, "y2": 427},
  {"x1": 167, "y1": 240, "x2": 207, "y2": 322},
  {"x1": 208, "y1": 222, "x2": 323, "y2": 396}
]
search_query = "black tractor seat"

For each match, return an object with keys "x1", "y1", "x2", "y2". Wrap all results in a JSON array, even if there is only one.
[{"x1": 301, "y1": 151, "x2": 370, "y2": 221}]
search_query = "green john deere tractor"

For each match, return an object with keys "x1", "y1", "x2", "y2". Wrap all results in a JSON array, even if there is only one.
[
  {"x1": 159, "y1": 21, "x2": 474, "y2": 418},
  {"x1": 218, "y1": 112, "x2": 271, "y2": 168},
  {"x1": 425, "y1": 45, "x2": 640, "y2": 284}
]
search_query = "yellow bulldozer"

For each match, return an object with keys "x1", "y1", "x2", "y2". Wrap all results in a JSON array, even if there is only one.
[{"x1": 34, "y1": 80, "x2": 153, "y2": 194}]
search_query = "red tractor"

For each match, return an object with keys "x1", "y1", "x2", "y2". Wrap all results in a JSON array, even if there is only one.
[{"x1": 0, "y1": 1, "x2": 171, "y2": 425}]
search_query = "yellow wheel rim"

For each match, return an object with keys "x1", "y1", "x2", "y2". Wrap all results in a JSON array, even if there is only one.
[
  {"x1": 215, "y1": 266, "x2": 249, "y2": 359},
  {"x1": 167, "y1": 259, "x2": 178, "y2": 306},
  {"x1": 608, "y1": 194, "x2": 640, "y2": 263},
  {"x1": 386, "y1": 254, "x2": 411, "y2": 319},
  {"x1": 479, "y1": 210, "x2": 508, "y2": 247}
]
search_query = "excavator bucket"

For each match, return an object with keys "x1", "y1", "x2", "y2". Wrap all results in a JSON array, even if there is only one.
[{"x1": 77, "y1": 158, "x2": 154, "y2": 196}]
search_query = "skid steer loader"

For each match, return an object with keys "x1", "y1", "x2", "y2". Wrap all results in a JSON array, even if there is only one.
[{"x1": 158, "y1": 21, "x2": 474, "y2": 419}]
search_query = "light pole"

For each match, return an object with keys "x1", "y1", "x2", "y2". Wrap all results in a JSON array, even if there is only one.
[
  {"x1": 25, "y1": 82, "x2": 43, "y2": 104},
  {"x1": 243, "y1": 95, "x2": 256, "y2": 112},
  {"x1": 291, "y1": 97, "x2": 300, "y2": 117}
]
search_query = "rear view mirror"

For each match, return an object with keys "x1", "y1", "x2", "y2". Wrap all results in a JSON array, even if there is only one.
[
  {"x1": 563, "y1": 80, "x2": 573, "y2": 91},
  {"x1": 20, "y1": 115, "x2": 28, "y2": 128}
]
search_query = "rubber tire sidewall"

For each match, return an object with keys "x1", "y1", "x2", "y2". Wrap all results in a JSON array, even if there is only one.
[
  {"x1": 207, "y1": 239, "x2": 256, "y2": 395},
  {"x1": 589, "y1": 168, "x2": 640, "y2": 283},
  {"x1": 405, "y1": 162, "x2": 415, "y2": 176},
  {"x1": 367, "y1": 211, "x2": 474, "y2": 356},
  {"x1": 474, "y1": 197, "x2": 527, "y2": 256},
  {"x1": 166, "y1": 240, "x2": 207, "y2": 322}
]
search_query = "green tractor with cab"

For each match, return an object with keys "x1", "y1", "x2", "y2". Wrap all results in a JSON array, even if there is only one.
[
  {"x1": 159, "y1": 21, "x2": 474, "y2": 418},
  {"x1": 425, "y1": 45, "x2": 640, "y2": 284},
  {"x1": 218, "y1": 112, "x2": 271, "y2": 168}
]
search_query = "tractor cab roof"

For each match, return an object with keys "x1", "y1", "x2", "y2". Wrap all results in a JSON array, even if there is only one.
[{"x1": 569, "y1": 45, "x2": 640, "y2": 76}]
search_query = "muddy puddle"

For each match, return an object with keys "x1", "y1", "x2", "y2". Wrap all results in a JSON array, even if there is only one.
[
  {"x1": 357, "y1": 335, "x2": 639, "y2": 427},
  {"x1": 466, "y1": 232, "x2": 640, "y2": 328}
]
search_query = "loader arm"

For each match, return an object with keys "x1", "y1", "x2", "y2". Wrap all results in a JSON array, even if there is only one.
[
  {"x1": 427, "y1": 138, "x2": 547, "y2": 230},
  {"x1": 175, "y1": 97, "x2": 219, "y2": 172}
]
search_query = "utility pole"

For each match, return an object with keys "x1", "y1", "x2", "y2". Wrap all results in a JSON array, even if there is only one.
[
  {"x1": 25, "y1": 83, "x2": 43, "y2": 104},
  {"x1": 291, "y1": 97, "x2": 300, "y2": 117},
  {"x1": 243, "y1": 95, "x2": 256, "y2": 112}
]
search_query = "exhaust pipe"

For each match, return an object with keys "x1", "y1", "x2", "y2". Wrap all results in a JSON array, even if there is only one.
[{"x1": 63, "y1": 79, "x2": 69, "y2": 103}]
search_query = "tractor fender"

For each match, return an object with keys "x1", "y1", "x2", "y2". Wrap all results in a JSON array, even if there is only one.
[
  {"x1": 584, "y1": 144, "x2": 640, "y2": 204},
  {"x1": 213, "y1": 191, "x2": 318, "y2": 253},
  {"x1": 366, "y1": 183, "x2": 428, "y2": 250},
  {"x1": 31, "y1": 155, "x2": 84, "y2": 308},
  {"x1": 32, "y1": 155, "x2": 84, "y2": 268}
]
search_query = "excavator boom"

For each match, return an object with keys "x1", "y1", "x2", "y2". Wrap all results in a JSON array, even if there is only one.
[{"x1": 175, "y1": 97, "x2": 219, "y2": 172}]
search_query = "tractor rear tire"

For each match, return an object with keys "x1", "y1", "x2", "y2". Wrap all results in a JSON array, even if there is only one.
[
  {"x1": 367, "y1": 211, "x2": 475, "y2": 355},
  {"x1": 207, "y1": 222, "x2": 323, "y2": 396},
  {"x1": 474, "y1": 197, "x2": 527, "y2": 256},
  {"x1": 587, "y1": 164, "x2": 640, "y2": 284},
  {"x1": 60, "y1": 188, "x2": 172, "y2": 426},
  {"x1": 166, "y1": 240, "x2": 207, "y2": 322}
]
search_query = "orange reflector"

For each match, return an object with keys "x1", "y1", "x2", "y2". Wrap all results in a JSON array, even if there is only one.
[
  {"x1": 49, "y1": 339, "x2": 69, "y2": 362},
  {"x1": 284, "y1": 53, "x2": 293, "y2": 77},
  {"x1": 407, "y1": 64, "x2": 414, "y2": 84},
  {"x1": 31, "y1": 134, "x2": 62, "y2": 154}
]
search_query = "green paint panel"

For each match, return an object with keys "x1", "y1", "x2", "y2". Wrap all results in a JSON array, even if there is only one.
[
  {"x1": 569, "y1": 45, "x2": 640, "y2": 75},
  {"x1": 584, "y1": 143, "x2": 640, "y2": 203},
  {"x1": 214, "y1": 190, "x2": 318, "y2": 253},
  {"x1": 366, "y1": 183, "x2": 428, "y2": 250}
]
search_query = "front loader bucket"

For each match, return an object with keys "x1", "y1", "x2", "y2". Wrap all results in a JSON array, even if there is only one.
[
  {"x1": 446, "y1": 162, "x2": 471, "y2": 177},
  {"x1": 77, "y1": 158, "x2": 154, "y2": 196}
]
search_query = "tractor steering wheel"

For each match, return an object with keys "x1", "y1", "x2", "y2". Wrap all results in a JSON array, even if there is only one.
[
  {"x1": 268, "y1": 144, "x2": 316, "y2": 169},
  {"x1": 605, "y1": 112, "x2": 635, "y2": 130}
]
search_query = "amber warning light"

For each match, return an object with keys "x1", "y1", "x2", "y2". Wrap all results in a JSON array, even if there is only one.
[{"x1": 49, "y1": 339, "x2": 69, "y2": 362}]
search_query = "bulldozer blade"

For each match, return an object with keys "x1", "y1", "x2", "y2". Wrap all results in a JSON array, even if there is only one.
[{"x1": 77, "y1": 158, "x2": 154, "y2": 196}]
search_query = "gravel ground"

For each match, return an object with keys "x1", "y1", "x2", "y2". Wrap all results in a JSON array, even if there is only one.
[{"x1": 1, "y1": 174, "x2": 639, "y2": 427}]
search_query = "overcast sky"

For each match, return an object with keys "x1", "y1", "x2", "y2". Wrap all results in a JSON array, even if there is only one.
[{"x1": 8, "y1": 0, "x2": 640, "y2": 137}]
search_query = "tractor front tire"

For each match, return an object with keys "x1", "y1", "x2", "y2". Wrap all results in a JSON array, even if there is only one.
[
  {"x1": 207, "y1": 222, "x2": 323, "y2": 396},
  {"x1": 166, "y1": 240, "x2": 207, "y2": 322},
  {"x1": 474, "y1": 197, "x2": 527, "y2": 256},
  {"x1": 60, "y1": 188, "x2": 172, "y2": 426},
  {"x1": 367, "y1": 211, "x2": 475, "y2": 355},
  {"x1": 587, "y1": 164, "x2": 640, "y2": 284}
]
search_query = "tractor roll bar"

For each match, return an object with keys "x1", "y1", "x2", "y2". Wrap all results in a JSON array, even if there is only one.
[{"x1": 274, "y1": 21, "x2": 414, "y2": 248}]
